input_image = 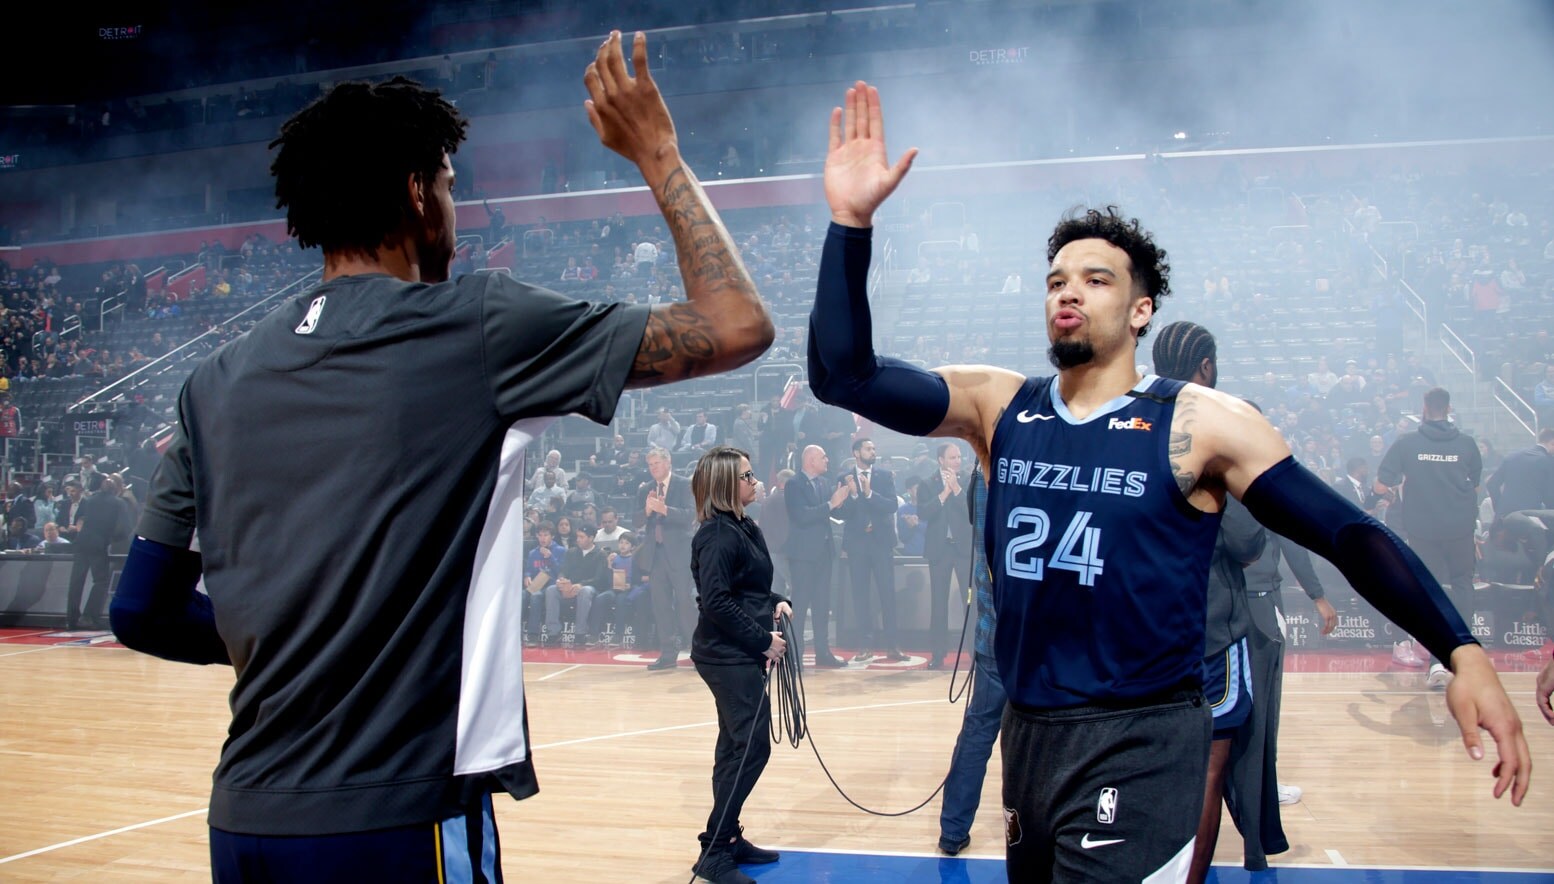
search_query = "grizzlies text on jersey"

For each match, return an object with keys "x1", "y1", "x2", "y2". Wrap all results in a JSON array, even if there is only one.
[{"x1": 987, "y1": 375, "x2": 1222, "y2": 709}]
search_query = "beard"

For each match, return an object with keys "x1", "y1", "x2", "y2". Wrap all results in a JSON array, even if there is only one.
[{"x1": 1048, "y1": 338, "x2": 1096, "y2": 369}]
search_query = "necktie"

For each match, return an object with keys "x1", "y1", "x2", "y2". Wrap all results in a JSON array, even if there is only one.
[{"x1": 655, "y1": 482, "x2": 667, "y2": 543}]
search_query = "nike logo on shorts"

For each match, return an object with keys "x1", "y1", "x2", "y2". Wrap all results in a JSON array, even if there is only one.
[
  {"x1": 1080, "y1": 834, "x2": 1125, "y2": 849},
  {"x1": 1016, "y1": 411, "x2": 1055, "y2": 423}
]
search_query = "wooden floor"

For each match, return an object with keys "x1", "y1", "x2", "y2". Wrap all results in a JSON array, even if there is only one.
[{"x1": 1, "y1": 636, "x2": 1550, "y2": 882}]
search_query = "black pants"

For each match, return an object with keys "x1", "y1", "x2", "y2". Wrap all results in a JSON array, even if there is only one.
[
  {"x1": 649, "y1": 549, "x2": 696, "y2": 655},
  {"x1": 928, "y1": 550, "x2": 970, "y2": 659},
  {"x1": 66, "y1": 545, "x2": 112, "y2": 628},
  {"x1": 787, "y1": 554, "x2": 834, "y2": 658},
  {"x1": 848, "y1": 542, "x2": 897, "y2": 649},
  {"x1": 694, "y1": 661, "x2": 771, "y2": 851},
  {"x1": 1409, "y1": 532, "x2": 1474, "y2": 665},
  {"x1": 211, "y1": 793, "x2": 502, "y2": 883},
  {"x1": 1002, "y1": 693, "x2": 1210, "y2": 883}
]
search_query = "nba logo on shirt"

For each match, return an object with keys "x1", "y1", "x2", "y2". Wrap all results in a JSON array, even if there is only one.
[
  {"x1": 1096, "y1": 788, "x2": 1118, "y2": 824},
  {"x1": 295, "y1": 295, "x2": 327, "y2": 335}
]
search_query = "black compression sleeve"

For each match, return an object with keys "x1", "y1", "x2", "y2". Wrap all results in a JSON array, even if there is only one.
[
  {"x1": 808, "y1": 222, "x2": 950, "y2": 436},
  {"x1": 109, "y1": 537, "x2": 230, "y2": 666},
  {"x1": 1241, "y1": 457, "x2": 1475, "y2": 667}
]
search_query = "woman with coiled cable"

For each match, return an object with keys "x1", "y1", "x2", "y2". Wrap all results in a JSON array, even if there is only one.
[{"x1": 687, "y1": 446, "x2": 791, "y2": 884}]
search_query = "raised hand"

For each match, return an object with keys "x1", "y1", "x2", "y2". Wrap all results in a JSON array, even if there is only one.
[
  {"x1": 583, "y1": 31, "x2": 677, "y2": 168},
  {"x1": 824, "y1": 81, "x2": 918, "y2": 229}
]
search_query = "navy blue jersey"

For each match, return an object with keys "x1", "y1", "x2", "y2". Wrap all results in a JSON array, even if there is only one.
[{"x1": 986, "y1": 375, "x2": 1222, "y2": 709}]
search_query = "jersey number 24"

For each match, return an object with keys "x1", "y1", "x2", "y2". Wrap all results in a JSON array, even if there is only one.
[{"x1": 1004, "y1": 506, "x2": 1104, "y2": 587}]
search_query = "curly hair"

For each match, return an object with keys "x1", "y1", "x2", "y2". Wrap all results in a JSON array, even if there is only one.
[
  {"x1": 1046, "y1": 206, "x2": 1171, "y2": 339},
  {"x1": 269, "y1": 77, "x2": 469, "y2": 255}
]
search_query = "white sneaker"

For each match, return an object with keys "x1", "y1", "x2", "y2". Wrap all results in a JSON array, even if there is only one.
[
  {"x1": 1276, "y1": 783, "x2": 1303, "y2": 806},
  {"x1": 1426, "y1": 663, "x2": 1452, "y2": 690},
  {"x1": 1391, "y1": 641, "x2": 1426, "y2": 668}
]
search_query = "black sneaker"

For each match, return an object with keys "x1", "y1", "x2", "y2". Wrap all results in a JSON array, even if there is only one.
[
  {"x1": 939, "y1": 835, "x2": 971, "y2": 856},
  {"x1": 731, "y1": 828, "x2": 779, "y2": 864},
  {"x1": 692, "y1": 854, "x2": 756, "y2": 884}
]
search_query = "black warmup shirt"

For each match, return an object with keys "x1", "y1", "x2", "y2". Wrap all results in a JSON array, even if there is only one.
[{"x1": 137, "y1": 272, "x2": 649, "y2": 835}]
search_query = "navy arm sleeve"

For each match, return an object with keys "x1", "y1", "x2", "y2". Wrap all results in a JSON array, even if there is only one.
[
  {"x1": 109, "y1": 537, "x2": 230, "y2": 666},
  {"x1": 809, "y1": 223, "x2": 950, "y2": 436},
  {"x1": 1241, "y1": 456, "x2": 1474, "y2": 666}
]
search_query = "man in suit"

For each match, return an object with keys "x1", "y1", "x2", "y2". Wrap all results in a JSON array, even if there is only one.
[
  {"x1": 637, "y1": 448, "x2": 696, "y2": 670},
  {"x1": 58, "y1": 481, "x2": 86, "y2": 542},
  {"x1": 784, "y1": 445, "x2": 850, "y2": 668},
  {"x1": 1484, "y1": 427, "x2": 1554, "y2": 523},
  {"x1": 67, "y1": 475, "x2": 126, "y2": 630},
  {"x1": 917, "y1": 441, "x2": 972, "y2": 669},
  {"x1": 1331, "y1": 457, "x2": 1383, "y2": 518},
  {"x1": 837, "y1": 437, "x2": 903, "y2": 662}
]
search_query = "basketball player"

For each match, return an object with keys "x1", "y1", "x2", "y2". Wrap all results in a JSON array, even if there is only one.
[
  {"x1": 109, "y1": 32, "x2": 773, "y2": 881},
  {"x1": 807, "y1": 81, "x2": 1529, "y2": 882}
]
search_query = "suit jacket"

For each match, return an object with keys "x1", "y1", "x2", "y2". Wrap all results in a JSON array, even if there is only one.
[
  {"x1": 836, "y1": 465, "x2": 899, "y2": 551},
  {"x1": 634, "y1": 474, "x2": 694, "y2": 573},
  {"x1": 918, "y1": 470, "x2": 972, "y2": 563},
  {"x1": 1330, "y1": 473, "x2": 1380, "y2": 514},
  {"x1": 783, "y1": 471, "x2": 837, "y2": 559}
]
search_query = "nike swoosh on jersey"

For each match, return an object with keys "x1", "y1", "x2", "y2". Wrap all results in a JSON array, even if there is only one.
[
  {"x1": 1016, "y1": 410, "x2": 1055, "y2": 423},
  {"x1": 1080, "y1": 834, "x2": 1125, "y2": 849}
]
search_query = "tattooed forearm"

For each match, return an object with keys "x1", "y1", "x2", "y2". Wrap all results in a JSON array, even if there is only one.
[
  {"x1": 1169, "y1": 393, "x2": 1199, "y2": 496},
  {"x1": 627, "y1": 163, "x2": 770, "y2": 386},
  {"x1": 631, "y1": 303, "x2": 717, "y2": 386}
]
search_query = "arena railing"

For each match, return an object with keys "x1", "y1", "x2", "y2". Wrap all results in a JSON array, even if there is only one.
[
  {"x1": 1437, "y1": 322, "x2": 1479, "y2": 411},
  {"x1": 66, "y1": 266, "x2": 323, "y2": 414},
  {"x1": 1492, "y1": 377, "x2": 1538, "y2": 439}
]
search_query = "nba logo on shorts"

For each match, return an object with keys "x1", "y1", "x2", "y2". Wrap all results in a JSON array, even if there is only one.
[
  {"x1": 1003, "y1": 806, "x2": 1023, "y2": 847},
  {"x1": 1096, "y1": 787, "x2": 1118, "y2": 824}
]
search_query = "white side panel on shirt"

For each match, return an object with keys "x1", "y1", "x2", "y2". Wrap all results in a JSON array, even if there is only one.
[{"x1": 455, "y1": 416, "x2": 555, "y2": 775}]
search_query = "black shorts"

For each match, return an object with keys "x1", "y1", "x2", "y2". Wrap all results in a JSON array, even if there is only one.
[
  {"x1": 1001, "y1": 692, "x2": 1211, "y2": 883},
  {"x1": 210, "y1": 793, "x2": 502, "y2": 883}
]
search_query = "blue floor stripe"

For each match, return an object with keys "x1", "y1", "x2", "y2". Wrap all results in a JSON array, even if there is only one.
[{"x1": 746, "y1": 850, "x2": 1554, "y2": 883}]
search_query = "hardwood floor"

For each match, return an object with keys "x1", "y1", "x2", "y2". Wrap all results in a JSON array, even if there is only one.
[{"x1": 1, "y1": 639, "x2": 1549, "y2": 881}]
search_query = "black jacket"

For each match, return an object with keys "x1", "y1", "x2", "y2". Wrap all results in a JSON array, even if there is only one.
[
  {"x1": 918, "y1": 469, "x2": 972, "y2": 563},
  {"x1": 1485, "y1": 444, "x2": 1554, "y2": 518},
  {"x1": 691, "y1": 510, "x2": 786, "y2": 665},
  {"x1": 783, "y1": 471, "x2": 837, "y2": 559},
  {"x1": 1377, "y1": 420, "x2": 1481, "y2": 540},
  {"x1": 836, "y1": 464, "x2": 899, "y2": 551}
]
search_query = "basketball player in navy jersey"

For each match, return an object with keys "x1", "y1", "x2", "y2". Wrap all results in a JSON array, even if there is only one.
[{"x1": 807, "y1": 81, "x2": 1530, "y2": 882}]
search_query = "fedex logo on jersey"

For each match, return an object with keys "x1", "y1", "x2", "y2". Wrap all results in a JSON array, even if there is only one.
[{"x1": 1106, "y1": 416, "x2": 1152, "y2": 432}]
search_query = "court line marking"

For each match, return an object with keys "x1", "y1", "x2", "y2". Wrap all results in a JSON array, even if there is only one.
[
  {"x1": 530, "y1": 697, "x2": 943, "y2": 751},
  {"x1": 1326, "y1": 848, "x2": 1348, "y2": 865},
  {"x1": 772, "y1": 846, "x2": 1554, "y2": 874},
  {"x1": 0, "y1": 808, "x2": 207, "y2": 865},
  {"x1": 0, "y1": 645, "x2": 58, "y2": 658},
  {"x1": 535, "y1": 664, "x2": 582, "y2": 682}
]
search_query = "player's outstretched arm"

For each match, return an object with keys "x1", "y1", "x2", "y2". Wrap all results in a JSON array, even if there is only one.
[
  {"x1": 1198, "y1": 389, "x2": 1530, "y2": 805},
  {"x1": 808, "y1": 81, "x2": 1019, "y2": 461},
  {"x1": 584, "y1": 31, "x2": 774, "y2": 388}
]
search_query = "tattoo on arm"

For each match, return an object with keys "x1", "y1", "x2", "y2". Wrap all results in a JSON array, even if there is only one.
[
  {"x1": 1169, "y1": 394, "x2": 1198, "y2": 496},
  {"x1": 629, "y1": 165, "x2": 764, "y2": 387}
]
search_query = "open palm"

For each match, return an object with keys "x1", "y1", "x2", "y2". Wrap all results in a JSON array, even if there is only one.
[{"x1": 823, "y1": 81, "x2": 918, "y2": 229}]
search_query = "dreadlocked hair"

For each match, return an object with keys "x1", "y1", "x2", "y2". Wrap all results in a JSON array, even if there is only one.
[
  {"x1": 1047, "y1": 206, "x2": 1171, "y2": 339},
  {"x1": 269, "y1": 77, "x2": 468, "y2": 255},
  {"x1": 1151, "y1": 320, "x2": 1217, "y2": 383}
]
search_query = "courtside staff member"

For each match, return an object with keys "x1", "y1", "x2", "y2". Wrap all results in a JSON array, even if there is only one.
[
  {"x1": 688, "y1": 447, "x2": 789, "y2": 884},
  {"x1": 110, "y1": 32, "x2": 773, "y2": 881},
  {"x1": 806, "y1": 80, "x2": 1529, "y2": 883}
]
